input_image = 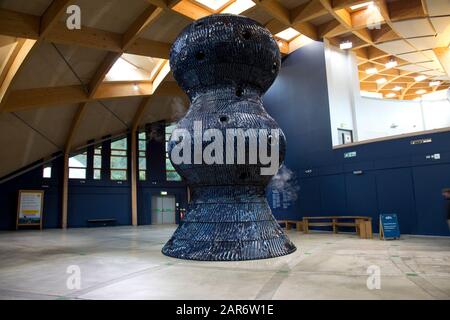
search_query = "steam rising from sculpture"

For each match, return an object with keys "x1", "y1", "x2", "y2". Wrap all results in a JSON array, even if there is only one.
[{"x1": 161, "y1": 14, "x2": 296, "y2": 261}]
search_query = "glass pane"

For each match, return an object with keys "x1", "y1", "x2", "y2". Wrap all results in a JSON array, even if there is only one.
[
  {"x1": 69, "y1": 168, "x2": 86, "y2": 179},
  {"x1": 94, "y1": 147, "x2": 102, "y2": 155},
  {"x1": 138, "y1": 132, "x2": 146, "y2": 140},
  {"x1": 94, "y1": 155, "x2": 102, "y2": 168},
  {"x1": 111, "y1": 150, "x2": 127, "y2": 156},
  {"x1": 138, "y1": 140, "x2": 146, "y2": 151},
  {"x1": 139, "y1": 157, "x2": 146, "y2": 170},
  {"x1": 93, "y1": 169, "x2": 101, "y2": 180},
  {"x1": 139, "y1": 151, "x2": 146, "y2": 157},
  {"x1": 111, "y1": 156, "x2": 127, "y2": 169},
  {"x1": 139, "y1": 170, "x2": 146, "y2": 181},
  {"x1": 111, "y1": 170, "x2": 127, "y2": 180},
  {"x1": 167, "y1": 171, "x2": 182, "y2": 181},
  {"x1": 111, "y1": 138, "x2": 127, "y2": 150},
  {"x1": 43, "y1": 166, "x2": 51, "y2": 178},
  {"x1": 69, "y1": 153, "x2": 87, "y2": 168}
]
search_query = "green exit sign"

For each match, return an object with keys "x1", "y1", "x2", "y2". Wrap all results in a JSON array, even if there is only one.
[{"x1": 344, "y1": 151, "x2": 357, "y2": 158}]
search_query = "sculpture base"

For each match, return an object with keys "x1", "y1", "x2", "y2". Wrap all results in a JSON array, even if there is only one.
[{"x1": 162, "y1": 186, "x2": 297, "y2": 261}]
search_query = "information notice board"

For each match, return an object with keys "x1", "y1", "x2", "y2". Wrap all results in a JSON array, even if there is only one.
[
  {"x1": 379, "y1": 213, "x2": 400, "y2": 240},
  {"x1": 16, "y1": 190, "x2": 44, "y2": 230}
]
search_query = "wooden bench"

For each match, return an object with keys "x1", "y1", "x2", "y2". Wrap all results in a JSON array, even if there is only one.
[
  {"x1": 278, "y1": 220, "x2": 304, "y2": 231},
  {"x1": 303, "y1": 216, "x2": 372, "y2": 239},
  {"x1": 87, "y1": 218, "x2": 117, "y2": 227}
]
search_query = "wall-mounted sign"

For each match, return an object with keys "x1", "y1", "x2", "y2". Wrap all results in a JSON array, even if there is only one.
[
  {"x1": 344, "y1": 151, "x2": 357, "y2": 158},
  {"x1": 16, "y1": 190, "x2": 44, "y2": 230},
  {"x1": 379, "y1": 213, "x2": 400, "y2": 240},
  {"x1": 410, "y1": 138, "x2": 432, "y2": 145}
]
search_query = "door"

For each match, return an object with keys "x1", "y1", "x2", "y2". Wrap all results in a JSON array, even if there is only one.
[
  {"x1": 151, "y1": 195, "x2": 176, "y2": 224},
  {"x1": 375, "y1": 168, "x2": 416, "y2": 235},
  {"x1": 412, "y1": 164, "x2": 450, "y2": 236}
]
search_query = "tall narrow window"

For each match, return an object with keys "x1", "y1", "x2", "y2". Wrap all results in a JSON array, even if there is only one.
[
  {"x1": 138, "y1": 131, "x2": 147, "y2": 181},
  {"x1": 93, "y1": 146, "x2": 102, "y2": 180},
  {"x1": 165, "y1": 124, "x2": 182, "y2": 181},
  {"x1": 43, "y1": 164, "x2": 52, "y2": 178},
  {"x1": 69, "y1": 152, "x2": 87, "y2": 179},
  {"x1": 110, "y1": 137, "x2": 128, "y2": 181}
]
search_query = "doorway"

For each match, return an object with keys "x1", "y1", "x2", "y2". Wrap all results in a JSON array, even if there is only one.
[{"x1": 151, "y1": 195, "x2": 176, "y2": 224}]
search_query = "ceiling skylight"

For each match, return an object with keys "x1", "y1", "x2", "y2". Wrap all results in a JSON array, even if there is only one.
[{"x1": 275, "y1": 28, "x2": 301, "y2": 42}]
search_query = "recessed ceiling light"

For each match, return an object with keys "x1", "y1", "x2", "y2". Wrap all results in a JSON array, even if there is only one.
[
  {"x1": 429, "y1": 81, "x2": 441, "y2": 87},
  {"x1": 350, "y1": 1, "x2": 373, "y2": 11},
  {"x1": 133, "y1": 84, "x2": 139, "y2": 91},
  {"x1": 385, "y1": 93, "x2": 397, "y2": 98},
  {"x1": 385, "y1": 59, "x2": 397, "y2": 69},
  {"x1": 195, "y1": 0, "x2": 232, "y2": 11},
  {"x1": 414, "y1": 75, "x2": 427, "y2": 82},
  {"x1": 275, "y1": 28, "x2": 300, "y2": 41},
  {"x1": 416, "y1": 89, "x2": 427, "y2": 95},
  {"x1": 392, "y1": 86, "x2": 403, "y2": 91},
  {"x1": 376, "y1": 77, "x2": 387, "y2": 84},
  {"x1": 340, "y1": 41, "x2": 353, "y2": 50},
  {"x1": 366, "y1": 67, "x2": 378, "y2": 75}
]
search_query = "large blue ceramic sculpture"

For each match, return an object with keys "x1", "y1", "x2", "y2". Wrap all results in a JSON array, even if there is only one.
[{"x1": 162, "y1": 14, "x2": 296, "y2": 261}]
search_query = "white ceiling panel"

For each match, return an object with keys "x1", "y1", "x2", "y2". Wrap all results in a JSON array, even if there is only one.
[
  {"x1": 425, "y1": 0, "x2": 450, "y2": 17},
  {"x1": 417, "y1": 61, "x2": 444, "y2": 71},
  {"x1": 407, "y1": 36, "x2": 440, "y2": 51},
  {"x1": 391, "y1": 19, "x2": 435, "y2": 38},
  {"x1": 376, "y1": 40, "x2": 416, "y2": 55},
  {"x1": 397, "y1": 52, "x2": 430, "y2": 63},
  {"x1": 423, "y1": 70, "x2": 446, "y2": 76},
  {"x1": 430, "y1": 16, "x2": 450, "y2": 47},
  {"x1": 12, "y1": 43, "x2": 81, "y2": 90},
  {"x1": 421, "y1": 49, "x2": 440, "y2": 62},
  {"x1": 397, "y1": 64, "x2": 430, "y2": 72}
]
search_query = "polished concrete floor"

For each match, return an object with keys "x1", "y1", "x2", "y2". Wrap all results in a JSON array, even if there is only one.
[{"x1": 0, "y1": 225, "x2": 449, "y2": 300}]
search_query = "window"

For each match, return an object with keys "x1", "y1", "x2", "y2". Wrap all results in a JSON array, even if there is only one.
[
  {"x1": 110, "y1": 137, "x2": 128, "y2": 181},
  {"x1": 138, "y1": 132, "x2": 147, "y2": 181},
  {"x1": 165, "y1": 124, "x2": 182, "y2": 181},
  {"x1": 93, "y1": 146, "x2": 102, "y2": 180},
  {"x1": 69, "y1": 152, "x2": 87, "y2": 179},
  {"x1": 43, "y1": 164, "x2": 52, "y2": 178}
]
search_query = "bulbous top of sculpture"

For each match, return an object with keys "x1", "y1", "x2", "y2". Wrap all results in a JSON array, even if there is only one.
[{"x1": 169, "y1": 14, "x2": 281, "y2": 100}]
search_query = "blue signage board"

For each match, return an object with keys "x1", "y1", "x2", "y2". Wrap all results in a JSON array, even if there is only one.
[{"x1": 379, "y1": 214, "x2": 400, "y2": 240}]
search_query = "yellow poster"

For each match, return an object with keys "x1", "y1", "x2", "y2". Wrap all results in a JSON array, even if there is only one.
[{"x1": 17, "y1": 190, "x2": 43, "y2": 226}]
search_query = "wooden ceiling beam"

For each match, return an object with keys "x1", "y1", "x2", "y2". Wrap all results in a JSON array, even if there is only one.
[
  {"x1": 0, "y1": 39, "x2": 37, "y2": 112},
  {"x1": 318, "y1": 19, "x2": 347, "y2": 38},
  {"x1": 291, "y1": 0, "x2": 328, "y2": 24},
  {"x1": 2, "y1": 81, "x2": 185, "y2": 112},
  {"x1": 40, "y1": 0, "x2": 76, "y2": 37},
  {"x1": 387, "y1": 0, "x2": 425, "y2": 22},
  {"x1": 255, "y1": 0, "x2": 319, "y2": 40},
  {"x1": 87, "y1": 5, "x2": 165, "y2": 99},
  {"x1": 0, "y1": 9, "x2": 171, "y2": 59},
  {"x1": 331, "y1": 0, "x2": 371, "y2": 10},
  {"x1": 0, "y1": 1, "x2": 75, "y2": 111}
]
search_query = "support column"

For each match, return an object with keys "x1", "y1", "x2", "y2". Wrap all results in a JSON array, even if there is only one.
[
  {"x1": 62, "y1": 152, "x2": 69, "y2": 229},
  {"x1": 131, "y1": 130, "x2": 138, "y2": 226}
]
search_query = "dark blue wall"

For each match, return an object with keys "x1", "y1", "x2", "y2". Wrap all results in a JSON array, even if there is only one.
[
  {"x1": 0, "y1": 122, "x2": 187, "y2": 230},
  {"x1": 264, "y1": 41, "x2": 450, "y2": 236}
]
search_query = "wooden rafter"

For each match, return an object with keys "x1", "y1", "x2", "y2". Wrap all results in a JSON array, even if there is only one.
[
  {"x1": 3, "y1": 81, "x2": 184, "y2": 112},
  {"x1": 0, "y1": 0, "x2": 73, "y2": 111},
  {"x1": 0, "y1": 9, "x2": 171, "y2": 59}
]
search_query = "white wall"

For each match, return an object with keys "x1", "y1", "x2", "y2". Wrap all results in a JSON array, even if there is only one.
[
  {"x1": 324, "y1": 41, "x2": 359, "y2": 146},
  {"x1": 324, "y1": 43, "x2": 450, "y2": 144},
  {"x1": 356, "y1": 97, "x2": 425, "y2": 141}
]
